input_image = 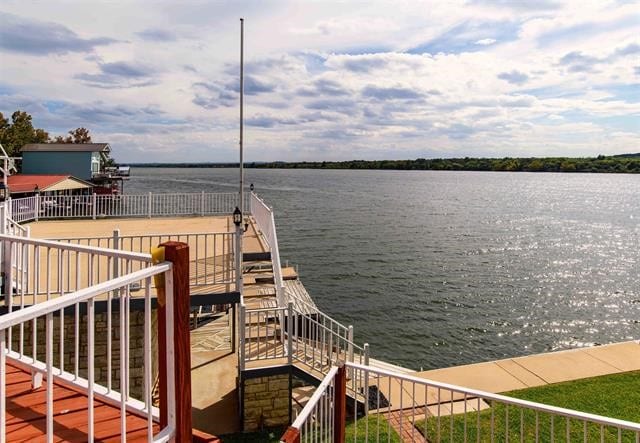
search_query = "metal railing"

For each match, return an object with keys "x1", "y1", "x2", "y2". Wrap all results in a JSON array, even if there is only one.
[
  {"x1": 52, "y1": 230, "x2": 236, "y2": 290},
  {"x1": 249, "y1": 192, "x2": 285, "y2": 308},
  {"x1": 241, "y1": 305, "x2": 288, "y2": 365},
  {"x1": 239, "y1": 302, "x2": 368, "y2": 376},
  {"x1": 284, "y1": 362, "x2": 640, "y2": 442},
  {"x1": 285, "y1": 366, "x2": 339, "y2": 442},
  {"x1": 8, "y1": 192, "x2": 249, "y2": 223},
  {"x1": 0, "y1": 260, "x2": 177, "y2": 442},
  {"x1": 1, "y1": 234, "x2": 152, "y2": 301}
]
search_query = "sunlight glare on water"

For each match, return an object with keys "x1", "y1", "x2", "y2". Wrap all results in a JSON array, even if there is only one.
[{"x1": 129, "y1": 168, "x2": 640, "y2": 369}]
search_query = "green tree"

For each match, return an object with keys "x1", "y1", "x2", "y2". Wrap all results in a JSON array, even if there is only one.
[
  {"x1": 0, "y1": 111, "x2": 49, "y2": 156},
  {"x1": 52, "y1": 127, "x2": 93, "y2": 143}
]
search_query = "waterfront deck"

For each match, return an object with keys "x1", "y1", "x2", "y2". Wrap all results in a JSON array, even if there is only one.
[
  {"x1": 16, "y1": 213, "x2": 311, "y2": 437},
  {"x1": 19, "y1": 215, "x2": 268, "y2": 302},
  {"x1": 5, "y1": 360, "x2": 159, "y2": 442}
]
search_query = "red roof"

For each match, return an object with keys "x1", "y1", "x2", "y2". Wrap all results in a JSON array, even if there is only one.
[{"x1": 7, "y1": 175, "x2": 81, "y2": 193}]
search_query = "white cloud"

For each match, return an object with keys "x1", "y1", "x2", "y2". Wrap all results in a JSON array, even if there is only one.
[{"x1": 475, "y1": 38, "x2": 497, "y2": 46}]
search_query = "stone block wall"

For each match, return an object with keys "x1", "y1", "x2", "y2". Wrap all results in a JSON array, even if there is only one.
[
  {"x1": 9, "y1": 308, "x2": 157, "y2": 400},
  {"x1": 243, "y1": 373, "x2": 290, "y2": 431}
]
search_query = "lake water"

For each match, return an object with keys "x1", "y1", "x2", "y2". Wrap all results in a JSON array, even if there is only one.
[{"x1": 127, "y1": 168, "x2": 640, "y2": 370}]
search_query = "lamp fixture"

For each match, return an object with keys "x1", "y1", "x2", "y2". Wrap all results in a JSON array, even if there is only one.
[
  {"x1": 0, "y1": 182, "x2": 8, "y2": 201},
  {"x1": 233, "y1": 206, "x2": 242, "y2": 226}
]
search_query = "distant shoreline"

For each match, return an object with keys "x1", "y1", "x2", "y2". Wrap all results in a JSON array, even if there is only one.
[{"x1": 129, "y1": 154, "x2": 640, "y2": 173}]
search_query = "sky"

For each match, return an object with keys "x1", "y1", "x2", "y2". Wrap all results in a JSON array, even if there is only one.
[{"x1": 0, "y1": 1, "x2": 639, "y2": 163}]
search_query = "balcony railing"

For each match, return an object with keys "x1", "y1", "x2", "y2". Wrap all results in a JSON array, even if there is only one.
[
  {"x1": 8, "y1": 192, "x2": 252, "y2": 223},
  {"x1": 239, "y1": 302, "x2": 369, "y2": 378},
  {"x1": 0, "y1": 233, "x2": 185, "y2": 442},
  {"x1": 249, "y1": 192, "x2": 285, "y2": 308},
  {"x1": 51, "y1": 230, "x2": 237, "y2": 291},
  {"x1": 282, "y1": 362, "x2": 640, "y2": 443}
]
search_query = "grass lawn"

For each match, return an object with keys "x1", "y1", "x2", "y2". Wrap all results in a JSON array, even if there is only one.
[
  {"x1": 344, "y1": 414, "x2": 402, "y2": 443},
  {"x1": 417, "y1": 370, "x2": 640, "y2": 442}
]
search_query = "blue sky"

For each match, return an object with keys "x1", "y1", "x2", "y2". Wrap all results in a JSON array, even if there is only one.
[{"x1": 0, "y1": 0, "x2": 638, "y2": 163}]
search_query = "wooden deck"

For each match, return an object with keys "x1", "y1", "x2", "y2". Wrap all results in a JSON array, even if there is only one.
[{"x1": 5, "y1": 360, "x2": 158, "y2": 442}]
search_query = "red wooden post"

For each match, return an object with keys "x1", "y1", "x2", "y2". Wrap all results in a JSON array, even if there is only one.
[
  {"x1": 334, "y1": 364, "x2": 347, "y2": 443},
  {"x1": 158, "y1": 241, "x2": 192, "y2": 441},
  {"x1": 280, "y1": 426, "x2": 301, "y2": 443}
]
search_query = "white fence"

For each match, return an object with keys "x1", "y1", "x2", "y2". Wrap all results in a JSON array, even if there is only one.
[
  {"x1": 249, "y1": 192, "x2": 285, "y2": 308},
  {"x1": 52, "y1": 230, "x2": 237, "y2": 291},
  {"x1": 288, "y1": 366, "x2": 339, "y2": 442},
  {"x1": 1, "y1": 234, "x2": 152, "y2": 301},
  {"x1": 284, "y1": 362, "x2": 640, "y2": 443},
  {"x1": 0, "y1": 234, "x2": 177, "y2": 442},
  {"x1": 9, "y1": 192, "x2": 250, "y2": 223},
  {"x1": 239, "y1": 302, "x2": 368, "y2": 377}
]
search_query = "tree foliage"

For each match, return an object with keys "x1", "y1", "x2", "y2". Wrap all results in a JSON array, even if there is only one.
[
  {"x1": 0, "y1": 110, "x2": 95, "y2": 156},
  {"x1": 247, "y1": 155, "x2": 640, "y2": 174},
  {"x1": 52, "y1": 127, "x2": 93, "y2": 144},
  {"x1": 0, "y1": 111, "x2": 49, "y2": 156}
]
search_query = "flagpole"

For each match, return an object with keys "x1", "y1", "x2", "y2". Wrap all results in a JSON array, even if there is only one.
[{"x1": 239, "y1": 17, "x2": 244, "y2": 215}]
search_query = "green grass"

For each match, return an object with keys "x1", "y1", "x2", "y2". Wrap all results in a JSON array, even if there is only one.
[
  {"x1": 344, "y1": 414, "x2": 402, "y2": 443},
  {"x1": 416, "y1": 371, "x2": 640, "y2": 442}
]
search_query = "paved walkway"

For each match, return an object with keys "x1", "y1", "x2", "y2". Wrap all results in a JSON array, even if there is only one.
[{"x1": 413, "y1": 340, "x2": 640, "y2": 393}]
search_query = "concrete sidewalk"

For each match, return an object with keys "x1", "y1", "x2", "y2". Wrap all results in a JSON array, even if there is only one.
[{"x1": 413, "y1": 340, "x2": 640, "y2": 393}]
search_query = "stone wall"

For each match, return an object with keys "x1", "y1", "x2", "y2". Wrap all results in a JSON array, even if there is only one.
[
  {"x1": 243, "y1": 373, "x2": 290, "y2": 431},
  {"x1": 9, "y1": 308, "x2": 157, "y2": 400}
]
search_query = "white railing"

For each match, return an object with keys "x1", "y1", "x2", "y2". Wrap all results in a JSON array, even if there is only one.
[
  {"x1": 241, "y1": 305, "x2": 287, "y2": 365},
  {"x1": 1, "y1": 234, "x2": 152, "y2": 301},
  {"x1": 9, "y1": 195, "x2": 38, "y2": 223},
  {"x1": 239, "y1": 302, "x2": 368, "y2": 376},
  {"x1": 287, "y1": 366, "x2": 339, "y2": 442},
  {"x1": 0, "y1": 262, "x2": 176, "y2": 442},
  {"x1": 52, "y1": 230, "x2": 237, "y2": 290},
  {"x1": 289, "y1": 304, "x2": 368, "y2": 375},
  {"x1": 285, "y1": 362, "x2": 640, "y2": 442},
  {"x1": 8, "y1": 192, "x2": 246, "y2": 223},
  {"x1": 249, "y1": 192, "x2": 285, "y2": 308}
]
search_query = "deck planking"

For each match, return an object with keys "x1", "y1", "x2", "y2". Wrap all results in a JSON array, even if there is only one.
[{"x1": 5, "y1": 360, "x2": 158, "y2": 442}]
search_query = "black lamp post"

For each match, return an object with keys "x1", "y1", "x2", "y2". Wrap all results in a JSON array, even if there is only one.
[
  {"x1": 250, "y1": 183, "x2": 254, "y2": 192},
  {"x1": 234, "y1": 206, "x2": 250, "y2": 232},
  {"x1": 0, "y1": 183, "x2": 8, "y2": 201},
  {"x1": 233, "y1": 206, "x2": 242, "y2": 227}
]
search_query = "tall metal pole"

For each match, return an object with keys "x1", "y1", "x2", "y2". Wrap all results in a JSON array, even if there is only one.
[
  {"x1": 234, "y1": 19, "x2": 245, "y2": 350},
  {"x1": 239, "y1": 18, "x2": 245, "y2": 214}
]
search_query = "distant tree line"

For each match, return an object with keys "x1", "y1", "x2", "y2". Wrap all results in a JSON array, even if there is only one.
[
  {"x1": 132, "y1": 155, "x2": 640, "y2": 174},
  {"x1": 246, "y1": 155, "x2": 640, "y2": 174},
  {"x1": 0, "y1": 110, "x2": 93, "y2": 156}
]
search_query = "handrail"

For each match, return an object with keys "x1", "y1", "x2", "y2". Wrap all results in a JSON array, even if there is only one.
[
  {"x1": 249, "y1": 192, "x2": 285, "y2": 307},
  {"x1": 8, "y1": 191, "x2": 243, "y2": 223},
  {"x1": 0, "y1": 263, "x2": 170, "y2": 330},
  {"x1": 48, "y1": 230, "x2": 237, "y2": 289},
  {"x1": 0, "y1": 233, "x2": 152, "y2": 262},
  {"x1": 285, "y1": 362, "x2": 640, "y2": 442},
  {"x1": 0, "y1": 260, "x2": 177, "y2": 442},
  {"x1": 345, "y1": 362, "x2": 640, "y2": 432},
  {"x1": 291, "y1": 366, "x2": 339, "y2": 428}
]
